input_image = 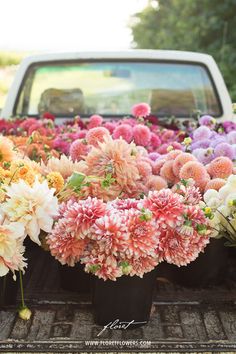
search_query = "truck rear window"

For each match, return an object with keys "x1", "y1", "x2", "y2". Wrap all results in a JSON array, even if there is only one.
[{"x1": 15, "y1": 61, "x2": 221, "y2": 118}]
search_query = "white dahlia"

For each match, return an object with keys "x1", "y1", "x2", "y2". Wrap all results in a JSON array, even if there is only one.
[{"x1": 1, "y1": 178, "x2": 59, "y2": 245}]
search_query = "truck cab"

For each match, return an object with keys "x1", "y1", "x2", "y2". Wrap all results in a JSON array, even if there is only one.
[{"x1": 1, "y1": 50, "x2": 233, "y2": 123}]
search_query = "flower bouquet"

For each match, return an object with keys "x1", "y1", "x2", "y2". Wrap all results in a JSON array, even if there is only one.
[
  {"x1": 0, "y1": 136, "x2": 59, "y2": 314},
  {"x1": 45, "y1": 132, "x2": 213, "y2": 326}
]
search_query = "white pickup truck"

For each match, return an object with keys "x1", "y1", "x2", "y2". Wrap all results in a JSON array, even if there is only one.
[{"x1": 1, "y1": 50, "x2": 233, "y2": 123}]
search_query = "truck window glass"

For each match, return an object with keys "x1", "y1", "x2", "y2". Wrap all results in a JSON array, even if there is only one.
[{"x1": 15, "y1": 61, "x2": 221, "y2": 118}]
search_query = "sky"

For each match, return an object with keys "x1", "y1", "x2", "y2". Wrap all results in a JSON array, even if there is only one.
[{"x1": 0, "y1": 0, "x2": 149, "y2": 52}]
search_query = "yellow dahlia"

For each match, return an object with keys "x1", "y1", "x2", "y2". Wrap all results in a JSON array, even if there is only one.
[{"x1": 46, "y1": 172, "x2": 64, "y2": 193}]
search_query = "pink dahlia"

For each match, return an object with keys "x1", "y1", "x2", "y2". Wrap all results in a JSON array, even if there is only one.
[
  {"x1": 86, "y1": 127, "x2": 110, "y2": 147},
  {"x1": 157, "y1": 229, "x2": 193, "y2": 266},
  {"x1": 152, "y1": 159, "x2": 166, "y2": 175},
  {"x1": 157, "y1": 144, "x2": 170, "y2": 155},
  {"x1": 149, "y1": 133, "x2": 161, "y2": 149},
  {"x1": 83, "y1": 251, "x2": 122, "y2": 281},
  {"x1": 205, "y1": 178, "x2": 226, "y2": 192},
  {"x1": 173, "y1": 153, "x2": 197, "y2": 177},
  {"x1": 28, "y1": 122, "x2": 47, "y2": 136},
  {"x1": 64, "y1": 197, "x2": 106, "y2": 238},
  {"x1": 124, "y1": 209, "x2": 158, "y2": 259},
  {"x1": 160, "y1": 160, "x2": 177, "y2": 185},
  {"x1": 47, "y1": 219, "x2": 87, "y2": 266},
  {"x1": 137, "y1": 160, "x2": 152, "y2": 180},
  {"x1": 148, "y1": 152, "x2": 160, "y2": 161},
  {"x1": 131, "y1": 103, "x2": 151, "y2": 118},
  {"x1": 69, "y1": 139, "x2": 91, "y2": 162},
  {"x1": 20, "y1": 118, "x2": 38, "y2": 131},
  {"x1": 144, "y1": 189, "x2": 184, "y2": 228},
  {"x1": 133, "y1": 125, "x2": 151, "y2": 146},
  {"x1": 146, "y1": 175, "x2": 168, "y2": 191},
  {"x1": 109, "y1": 198, "x2": 139, "y2": 210},
  {"x1": 129, "y1": 255, "x2": 160, "y2": 277},
  {"x1": 90, "y1": 211, "x2": 128, "y2": 255},
  {"x1": 162, "y1": 130, "x2": 175, "y2": 142},
  {"x1": 183, "y1": 186, "x2": 202, "y2": 205},
  {"x1": 103, "y1": 122, "x2": 116, "y2": 134},
  {"x1": 77, "y1": 130, "x2": 87, "y2": 139},
  {"x1": 166, "y1": 150, "x2": 182, "y2": 161},
  {"x1": 113, "y1": 124, "x2": 133, "y2": 143},
  {"x1": 179, "y1": 161, "x2": 210, "y2": 191},
  {"x1": 87, "y1": 115, "x2": 103, "y2": 129}
]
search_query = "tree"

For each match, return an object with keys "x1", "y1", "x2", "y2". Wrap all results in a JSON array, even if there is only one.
[{"x1": 131, "y1": 0, "x2": 236, "y2": 101}]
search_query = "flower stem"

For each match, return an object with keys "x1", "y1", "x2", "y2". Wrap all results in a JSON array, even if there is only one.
[{"x1": 19, "y1": 270, "x2": 25, "y2": 308}]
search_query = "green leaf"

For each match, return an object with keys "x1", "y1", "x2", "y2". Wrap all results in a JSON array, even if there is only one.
[{"x1": 67, "y1": 172, "x2": 86, "y2": 188}]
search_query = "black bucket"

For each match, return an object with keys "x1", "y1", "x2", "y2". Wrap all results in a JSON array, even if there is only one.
[
  {"x1": 59, "y1": 263, "x2": 92, "y2": 293},
  {"x1": 0, "y1": 273, "x2": 18, "y2": 307},
  {"x1": 156, "y1": 238, "x2": 228, "y2": 287},
  {"x1": 92, "y1": 268, "x2": 157, "y2": 327}
]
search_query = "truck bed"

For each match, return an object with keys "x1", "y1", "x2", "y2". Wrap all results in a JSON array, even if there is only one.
[{"x1": 1, "y1": 247, "x2": 236, "y2": 353}]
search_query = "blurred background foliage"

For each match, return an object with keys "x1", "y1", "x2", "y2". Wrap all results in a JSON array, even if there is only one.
[
  {"x1": 0, "y1": 52, "x2": 25, "y2": 107},
  {"x1": 131, "y1": 0, "x2": 236, "y2": 101}
]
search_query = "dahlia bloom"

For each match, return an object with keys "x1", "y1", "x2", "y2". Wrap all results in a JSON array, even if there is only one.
[
  {"x1": 149, "y1": 133, "x2": 161, "y2": 149},
  {"x1": 193, "y1": 126, "x2": 211, "y2": 141},
  {"x1": 108, "y1": 198, "x2": 139, "y2": 210},
  {"x1": 85, "y1": 136, "x2": 140, "y2": 196},
  {"x1": 128, "y1": 255, "x2": 160, "y2": 277},
  {"x1": 46, "y1": 172, "x2": 64, "y2": 193},
  {"x1": 207, "y1": 157, "x2": 233, "y2": 179},
  {"x1": 124, "y1": 209, "x2": 159, "y2": 259},
  {"x1": 179, "y1": 161, "x2": 210, "y2": 191},
  {"x1": 227, "y1": 131, "x2": 236, "y2": 145},
  {"x1": 113, "y1": 124, "x2": 133, "y2": 143},
  {"x1": 152, "y1": 159, "x2": 166, "y2": 175},
  {"x1": 173, "y1": 153, "x2": 197, "y2": 177},
  {"x1": 160, "y1": 160, "x2": 177, "y2": 185},
  {"x1": 214, "y1": 143, "x2": 234, "y2": 160},
  {"x1": 205, "y1": 178, "x2": 226, "y2": 192},
  {"x1": 63, "y1": 197, "x2": 106, "y2": 238},
  {"x1": 0, "y1": 136, "x2": 16, "y2": 163},
  {"x1": 148, "y1": 152, "x2": 160, "y2": 161},
  {"x1": 166, "y1": 150, "x2": 182, "y2": 160},
  {"x1": 0, "y1": 222, "x2": 25, "y2": 277},
  {"x1": 131, "y1": 103, "x2": 151, "y2": 118},
  {"x1": 191, "y1": 139, "x2": 212, "y2": 150},
  {"x1": 193, "y1": 148, "x2": 214, "y2": 165},
  {"x1": 90, "y1": 211, "x2": 129, "y2": 255},
  {"x1": 47, "y1": 219, "x2": 87, "y2": 266},
  {"x1": 83, "y1": 251, "x2": 122, "y2": 281},
  {"x1": 133, "y1": 125, "x2": 151, "y2": 146},
  {"x1": 41, "y1": 155, "x2": 87, "y2": 179},
  {"x1": 103, "y1": 122, "x2": 116, "y2": 134},
  {"x1": 2, "y1": 178, "x2": 59, "y2": 245},
  {"x1": 69, "y1": 139, "x2": 91, "y2": 161},
  {"x1": 158, "y1": 225, "x2": 209, "y2": 266},
  {"x1": 199, "y1": 115, "x2": 216, "y2": 128},
  {"x1": 86, "y1": 127, "x2": 110, "y2": 147},
  {"x1": 87, "y1": 115, "x2": 103, "y2": 129},
  {"x1": 143, "y1": 189, "x2": 184, "y2": 228},
  {"x1": 146, "y1": 175, "x2": 168, "y2": 191}
]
